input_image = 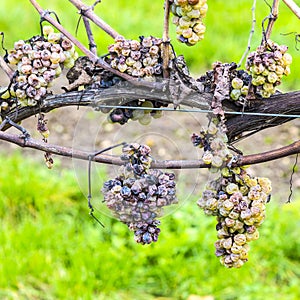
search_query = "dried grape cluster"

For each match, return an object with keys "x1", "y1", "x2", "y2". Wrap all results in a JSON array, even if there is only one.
[
  {"x1": 170, "y1": 0, "x2": 208, "y2": 46},
  {"x1": 108, "y1": 35, "x2": 173, "y2": 80},
  {"x1": 101, "y1": 36, "x2": 174, "y2": 125},
  {"x1": 192, "y1": 122, "x2": 272, "y2": 268},
  {"x1": 246, "y1": 40, "x2": 292, "y2": 98},
  {"x1": 191, "y1": 121, "x2": 231, "y2": 169},
  {"x1": 0, "y1": 25, "x2": 78, "y2": 108},
  {"x1": 199, "y1": 169, "x2": 271, "y2": 268},
  {"x1": 102, "y1": 143, "x2": 177, "y2": 245}
]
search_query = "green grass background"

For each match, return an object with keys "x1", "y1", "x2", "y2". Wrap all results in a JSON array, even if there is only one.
[
  {"x1": 1, "y1": 154, "x2": 300, "y2": 300},
  {"x1": 1, "y1": 1, "x2": 300, "y2": 299}
]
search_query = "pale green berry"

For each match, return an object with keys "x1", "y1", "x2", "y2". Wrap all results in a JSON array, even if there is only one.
[
  {"x1": 223, "y1": 199, "x2": 234, "y2": 211},
  {"x1": 202, "y1": 151, "x2": 213, "y2": 164},
  {"x1": 42, "y1": 25, "x2": 54, "y2": 36},
  {"x1": 188, "y1": 33, "x2": 199, "y2": 45},
  {"x1": 193, "y1": 22, "x2": 206, "y2": 34},
  {"x1": 226, "y1": 183, "x2": 239, "y2": 194},
  {"x1": 222, "y1": 237, "x2": 233, "y2": 249},
  {"x1": 231, "y1": 243, "x2": 243, "y2": 254},
  {"x1": 179, "y1": 17, "x2": 190, "y2": 29},
  {"x1": 187, "y1": 9, "x2": 201, "y2": 19},
  {"x1": 211, "y1": 155, "x2": 223, "y2": 168},
  {"x1": 141, "y1": 101, "x2": 154, "y2": 113},
  {"x1": 282, "y1": 53, "x2": 292, "y2": 66},
  {"x1": 252, "y1": 75, "x2": 265, "y2": 86},
  {"x1": 182, "y1": 28, "x2": 193, "y2": 39},
  {"x1": 263, "y1": 82, "x2": 275, "y2": 93},
  {"x1": 230, "y1": 89, "x2": 241, "y2": 101},
  {"x1": 284, "y1": 66, "x2": 291, "y2": 76},
  {"x1": 138, "y1": 113, "x2": 152, "y2": 126},
  {"x1": 231, "y1": 77, "x2": 243, "y2": 89},
  {"x1": 267, "y1": 72, "x2": 278, "y2": 83},
  {"x1": 234, "y1": 234, "x2": 247, "y2": 246}
]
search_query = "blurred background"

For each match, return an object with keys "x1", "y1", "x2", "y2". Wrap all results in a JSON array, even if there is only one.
[{"x1": 0, "y1": 0, "x2": 300, "y2": 299}]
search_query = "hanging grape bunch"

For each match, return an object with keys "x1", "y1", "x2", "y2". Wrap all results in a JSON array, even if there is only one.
[
  {"x1": 170, "y1": 0, "x2": 208, "y2": 46},
  {"x1": 102, "y1": 143, "x2": 178, "y2": 245},
  {"x1": 246, "y1": 40, "x2": 292, "y2": 98},
  {"x1": 192, "y1": 123, "x2": 272, "y2": 268},
  {"x1": 100, "y1": 35, "x2": 174, "y2": 125},
  {"x1": 0, "y1": 25, "x2": 78, "y2": 108}
]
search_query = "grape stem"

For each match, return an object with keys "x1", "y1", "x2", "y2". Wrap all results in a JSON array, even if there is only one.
[
  {"x1": 282, "y1": 0, "x2": 300, "y2": 19},
  {"x1": 68, "y1": 0, "x2": 121, "y2": 39},
  {"x1": 262, "y1": 0, "x2": 280, "y2": 43},
  {"x1": 0, "y1": 131, "x2": 299, "y2": 169},
  {"x1": 238, "y1": 0, "x2": 256, "y2": 67},
  {"x1": 162, "y1": 0, "x2": 171, "y2": 78},
  {"x1": 82, "y1": 16, "x2": 97, "y2": 55}
]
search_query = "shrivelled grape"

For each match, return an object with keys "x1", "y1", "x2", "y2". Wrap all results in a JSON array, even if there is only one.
[
  {"x1": 102, "y1": 143, "x2": 178, "y2": 244},
  {"x1": 246, "y1": 40, "x2": 292, "y2": 98},
  {"x1": 170, "y1": 0, "x2": 208, "y2": 45},
  {"x1": 1, "y1": 25, "x2": 78, "y2": 109}
]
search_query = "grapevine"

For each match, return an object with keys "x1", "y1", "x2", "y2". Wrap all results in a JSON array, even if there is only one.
[{"x1": 0, "y1": 0, "x2": 299, "y2": 270}]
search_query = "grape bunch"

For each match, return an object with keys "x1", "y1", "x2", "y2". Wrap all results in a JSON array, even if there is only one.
[
  {"x1": 198, "y1": 168, "x2": 271, "y2": 268},
  {"x1": 0, "y1": 25, "x2": 78, "y2": 108},
  {"x1": 229, "y1": 69, "x2": 252, "y2": 103},
  {"x1": 102, "y1": 143, "x2": 177, "y2": 245},
  {"x1": 191, "y1": 120, "x2": 231, "y2": 169},
  {"x1": 102, "y1": 35, "x2": 174, "y2": 125},
  {"x1": 108, "y1": 35, "x2": 174, "y2": 80},
  {"x1": 170, "y1": 0, "x2": 208, "y2": 46},
  {"x1": 246, "y1": 40, "x2": 292, "y2": 98}
]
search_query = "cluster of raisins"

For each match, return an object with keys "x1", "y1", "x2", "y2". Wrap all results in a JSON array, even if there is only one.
[
  {"x1": 102, "y1": 143, "x2": 177, "y2": 245},
  {"x1": 0, "y1": 26, "x2": 77, "y2": 109},
  {"x1": 170, "y1": 0, "x2": 208, "y2": 46},
  {"x1": 246, "y1": 40, "x2": 292, "y2": 98}
]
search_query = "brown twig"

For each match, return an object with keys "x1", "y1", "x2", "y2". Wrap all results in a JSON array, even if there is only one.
[
  {"x1": 0, "y1": 131, "x2": 299, "y2": 169},
  {"x1": 263, "y1": 0, "x2": 280, "y2": 43},
  {"x1": 162, "y1": 0, "x2": 171, "y2": 78},
  {"x1": 0, "y1": 56, "x2": 14, "y2": 80},
  {"x1": 68, "y1": 0, "x2": 120, "y2": 39},
  {"x1": 82, "y1": 17, "x2": 97, "y2": 55},
  {"x1": 282, "y1": 0, "x2": 300, "y2": 19}
]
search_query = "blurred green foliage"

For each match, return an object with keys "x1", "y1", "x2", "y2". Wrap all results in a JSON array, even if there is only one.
[
  {"x1": 0, "y1": 0, "x2": 299, "y2": 91},
  {"x1": 0, "y1": 154, "x2": 300, "y2": 299}
]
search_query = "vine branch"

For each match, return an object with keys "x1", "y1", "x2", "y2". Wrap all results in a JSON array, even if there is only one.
[
  {"x1": 162, "y1": 0, "x2": 171, "y2": 78},
  {"x1": 0, "y1": 131, "x2": 299, "y2": 169},
  {"x1": 282, "y1": 0, "x2": 300, "y2": 19},
  {"x1": 263, "y1": 0, "x2": 280, "y2": 42},
  {"x1": 68, "y1": 0, "x2": 121, "y2": 39}
]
